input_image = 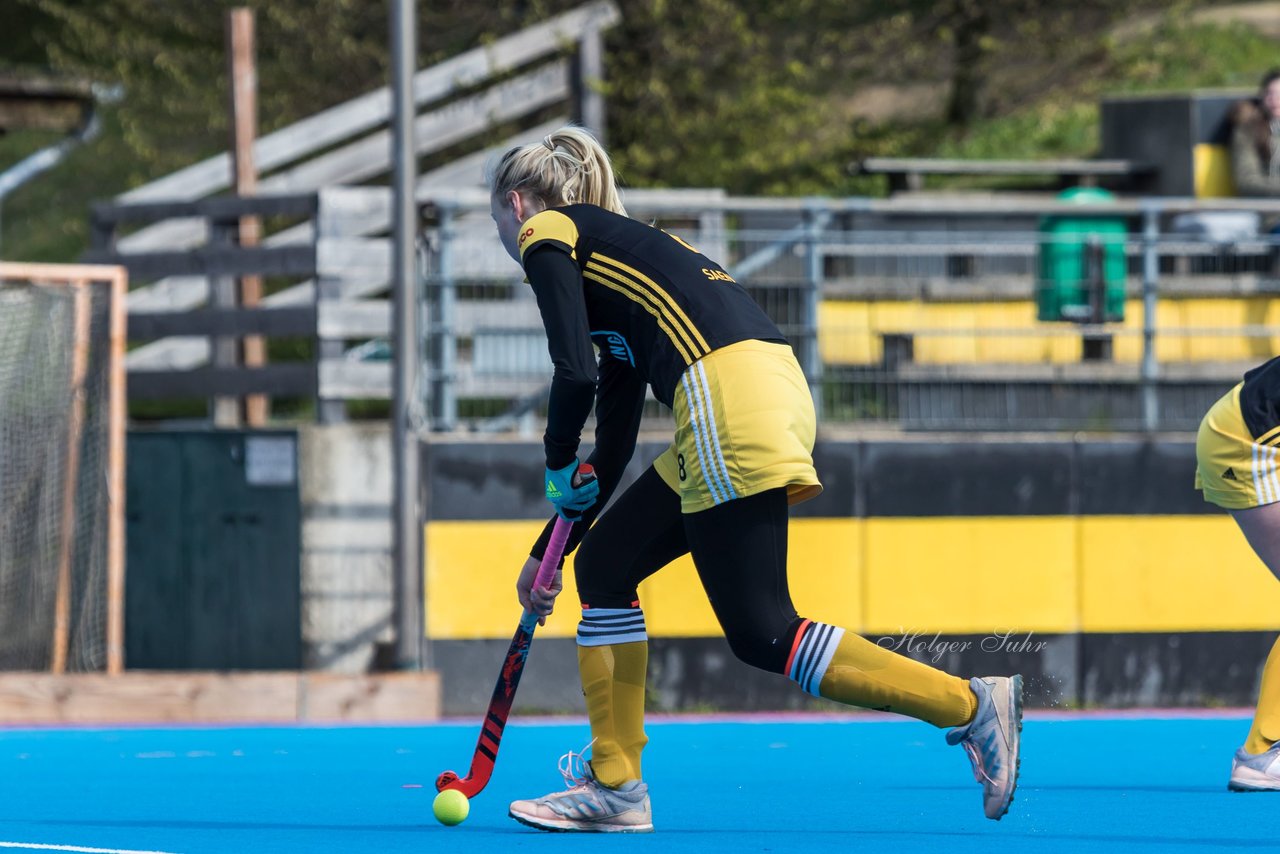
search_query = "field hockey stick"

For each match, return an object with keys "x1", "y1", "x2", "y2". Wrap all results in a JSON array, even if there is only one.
[{"x1": 435, "y1": 463, "x2": 595, "y2": 798}]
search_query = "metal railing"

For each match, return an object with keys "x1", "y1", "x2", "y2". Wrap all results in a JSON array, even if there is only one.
[
  {"x1": 418, "y1": 191, "x2": 1280, "y2": 434},
  {"x1": 92, "y1": 185, "x2": 1280, "y2": 433}
]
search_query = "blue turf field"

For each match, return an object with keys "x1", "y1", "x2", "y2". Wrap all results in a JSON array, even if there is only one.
[{"x1": 0, "y1": 713, "x2": 1267, "y2": 853}]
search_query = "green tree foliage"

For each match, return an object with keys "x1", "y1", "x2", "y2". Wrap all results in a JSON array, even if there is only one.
[
  {"x1": 600, "y1": 0, "x2": 1161, "y2": 190},
  {"x1": 1, "y1": 0, "x2": 1277, "y2": 260},
  {"x1": 5, "y1": 0, "x2": 1219, "y2": 192},
  {"x1": 24, "y1": 0, "x2": 390, "y2": 181},
  {"x1": 1, "y1": 0, "x2": 537, "y2": 257},
  {"x1": 601, "y1": 0, "x2": 867, "y2": 194},
  {"x1": 933, "y1": 10, "x2": 1280, "y2": 166},
  {"x1": 17, "y1": 0, "x2": 545, "y2": 181},
  {"x1": 0, "y1": 2, "x2": 60, "y2": 67}
]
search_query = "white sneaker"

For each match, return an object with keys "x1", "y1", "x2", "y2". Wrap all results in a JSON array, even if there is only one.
[
  {"x1": 1228, "y1": 742, "x2": 1280, "y2": 791},
  {"x1": 509, "y1": 744, "x2": 653, "y2": 833},
  {"x1": 946, "y1": 675, "x2": 1023, "y2": 820}
]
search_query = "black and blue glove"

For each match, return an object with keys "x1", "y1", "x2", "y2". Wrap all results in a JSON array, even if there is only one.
[{"x1": 544, "y1": 460, "x2": 599, "y2": 521}]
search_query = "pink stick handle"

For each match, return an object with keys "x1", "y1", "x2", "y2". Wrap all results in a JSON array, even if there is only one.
[
  {"x1": 531, "y1": 463, "x2": 594, "y2": 593},
  {"x1": 533, "y1": 517, "x2": 573, "y2": 591}
]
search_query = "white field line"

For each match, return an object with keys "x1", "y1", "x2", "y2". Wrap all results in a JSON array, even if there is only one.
[{"x1": 0, "y1": 843, "x2": 180, "y2": 854}]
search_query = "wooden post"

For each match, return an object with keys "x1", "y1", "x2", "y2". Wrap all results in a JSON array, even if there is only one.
[
  {"x1": 0, "y1": 263, "x2": 129, "y2": 674},
  {"x1": 51, "y1": 283, "x2": 92, "y2": 674},
  {"x1": 227, "y1": 7, "x2": 267, "y2": 425},
  {"x1": 105, "y1": 268, "x2": 127, "y2": 674}
]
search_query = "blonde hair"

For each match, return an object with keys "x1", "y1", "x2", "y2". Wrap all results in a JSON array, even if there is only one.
[{"x1": 488, "y1": 125, "x2": 626, "y2": 217}]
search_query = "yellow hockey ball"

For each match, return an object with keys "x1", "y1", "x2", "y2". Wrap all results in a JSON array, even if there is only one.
[{"x1": 433, "y1": 788, "x2": 470, "y2": 826}]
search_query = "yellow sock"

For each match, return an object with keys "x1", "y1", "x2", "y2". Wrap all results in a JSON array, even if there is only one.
[
  {"x1": 788, "y1": 620, "x2": 975, "y2": 728},
  {"x1": 578, "y1": 640, "x2": 648, "y2": 788},
  {"x1": 1246, "y1": 635, "x2": 1280, "y2": 754}
]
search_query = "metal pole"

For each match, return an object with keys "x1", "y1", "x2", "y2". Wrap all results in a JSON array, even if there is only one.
[
  {"x1": 1140, "y1": 204, "x2": 1160, "y2": 432},
  {"x1": 424, "y1": 205, "x2": 457, "y2": 431},
  {"x1": 802, "y1": 203, "x2": 828, "y2": 421},
  {"x1": 209, "y1": 217, "x2": 241, "y2": 427},
  {"x1": 226, "y1": 7, "x2": 268, "y2": 425},
  {"x1": 575, "y1": 26, "x2": 605, "y2": 141},
  {"x1": 390, "y1": 0, "x2": 422, "y2": 670},
  {"x1": 437, "y1": 206, "x2": 457, "y2": 430}
]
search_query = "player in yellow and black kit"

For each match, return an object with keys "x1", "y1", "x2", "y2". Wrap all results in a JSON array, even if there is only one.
[
  {"x1": 489, "y1": 127, "x2": 1023, "y2": 832},
  {"x1": 1197, "y1": 355, "x2": 1280, "y2": 790}
]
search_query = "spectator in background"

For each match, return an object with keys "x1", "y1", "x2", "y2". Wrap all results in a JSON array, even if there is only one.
[{"x1": 1231, "y1": 70, "x2": 1280, "y2": 196}]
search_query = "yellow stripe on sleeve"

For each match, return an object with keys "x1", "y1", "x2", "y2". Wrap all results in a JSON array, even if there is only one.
[{"x1": 519, "y1": 209, "x2": 580, "y2": 262}]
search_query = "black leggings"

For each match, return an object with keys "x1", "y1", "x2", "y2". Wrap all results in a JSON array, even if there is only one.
[{"x1": 573, "y1": 465, "x2": 804, "y2": 674}]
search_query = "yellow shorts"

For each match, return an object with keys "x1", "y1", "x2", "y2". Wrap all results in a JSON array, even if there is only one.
[
  {"x1": 653, "y1": 339, "x2": 823, "y2": 514},
  {"x1": 1195, "y1": 382, "x2": 1280, "y2": 510}
]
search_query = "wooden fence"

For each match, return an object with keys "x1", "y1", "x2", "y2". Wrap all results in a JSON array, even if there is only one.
[
  {"x1": 98, "y1": 1, "x2": 619, "y2": 423},
  {"x1": 87, "y1": 186, "x2": 727, "y2": 424}
]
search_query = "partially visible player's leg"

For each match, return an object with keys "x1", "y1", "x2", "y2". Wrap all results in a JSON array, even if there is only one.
[
  {"x1": 683, "y1": 487, "x2": 976, "y2": 724},
  {"x1": 510, "y1": 465, "x2": 684, "y2": 832},
  {"x1": 682, "y1": 486, "x2": 1021, "y2": 819},
  {"x1": 1227, "y1": 504, "x2": 1280, "y2": 789},
  {"x1": 573, "y1": 466, "x2": 686, "y2": 789},
  {"x1": 1195, "y1": 384, "x2": 1280, "y2": 790}
]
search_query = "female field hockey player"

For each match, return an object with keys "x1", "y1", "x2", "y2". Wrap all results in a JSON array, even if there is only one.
[
  {"x1": 1197, "y1": 355, "x2": 1280, "y2": 791},
  {"x1": 488, "y1": 126, "x2": 1023, "y2": 832}
]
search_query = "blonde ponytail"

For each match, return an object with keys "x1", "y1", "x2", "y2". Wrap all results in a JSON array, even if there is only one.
[{"x1": 488, "y1": 125, "x2": 626, "y2": 216}]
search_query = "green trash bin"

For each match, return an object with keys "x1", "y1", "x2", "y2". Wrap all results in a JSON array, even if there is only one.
[{"x1": 1037, "y1": 186, "x2": 1127, "y2": 323}]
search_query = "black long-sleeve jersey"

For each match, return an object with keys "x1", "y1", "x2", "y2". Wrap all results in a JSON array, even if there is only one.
[
  {"x1": 1241, "y1": 355, "x2": 1280, "y2": 439},
  {"x1": 520, "y1": 203, "x2": 785, "y2": 467},
  {"x1": 520, "y1": 203, "x2": 785, "y2": 559}
]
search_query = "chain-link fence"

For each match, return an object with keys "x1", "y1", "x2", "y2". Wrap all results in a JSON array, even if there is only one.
[{"x1": 417, "y1": 191, "x2": 1280, "y2": 434}]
